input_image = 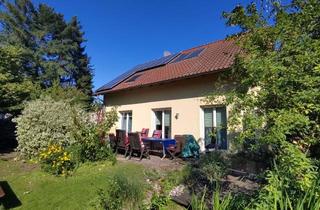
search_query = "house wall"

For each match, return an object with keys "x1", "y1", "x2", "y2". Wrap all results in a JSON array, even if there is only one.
[{"x1": 103, "y1": 73, "x2": 235, "y2": 151}]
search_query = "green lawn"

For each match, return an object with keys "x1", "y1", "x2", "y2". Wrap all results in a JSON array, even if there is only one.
[{"x1": 0, "y1": 159, "x2": 148, "y2": 210}]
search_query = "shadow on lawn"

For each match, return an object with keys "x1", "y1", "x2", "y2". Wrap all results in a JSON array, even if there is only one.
[{"x1": 0, "y1": 181, "x2": 21, "y2": 209}]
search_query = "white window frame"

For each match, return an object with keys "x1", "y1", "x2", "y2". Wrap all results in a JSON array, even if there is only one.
[
  {"x1": 200, "y1": 106, "x2": 228, "y2": 150},
  {"x1": 152, "y1": 108, "x2": 171, "y2": 138},
  {"x1": 120, "y1": 111, "x2": 132, "y2": 133}
]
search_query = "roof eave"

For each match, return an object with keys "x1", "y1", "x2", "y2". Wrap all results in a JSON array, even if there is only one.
[{"x1": 94, "y1": 67, "x2": 230, "y2": 96}]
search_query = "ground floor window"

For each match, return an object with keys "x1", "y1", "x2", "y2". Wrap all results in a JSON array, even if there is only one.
[
  {"x1": 120, "y1": 111, "x2": 132, "y2": 133},
  {"x1": 203, "y1": 106, "x2": 227, "y2": 150},
  {"x1": 154, "y1": 109, "x2": 171, "y2": 138}
]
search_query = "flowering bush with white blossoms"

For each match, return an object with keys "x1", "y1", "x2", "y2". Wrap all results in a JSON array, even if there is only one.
[{"x1": 15, "y1": 96, "x2": 88, "y2": 158}]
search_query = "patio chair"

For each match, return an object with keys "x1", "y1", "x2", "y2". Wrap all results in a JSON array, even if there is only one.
[
  {"x1": 116, "y1": 129, "x2": 129, "y2": 157},
  {"x1": 167, "y1": 135, "x2": 186, "y2": 159},
  {"x1": 151, "y1": 130, "x2": 163, "y2": 152},
  {"x1": 128, "y1": 132, "x2": 150, "y2": 160},
  {"x1": 140, "y1": 128, "x2": 150, "y2": 149},
  {"x1": 152, "y1": 130, "x2": 162, "y2": 138},
  {"x1": 108, "y1": 133, "x2": 117, "y2": 151},
  {"x1": 141, "y1": 128, "x2": 149, "y2": 138}
]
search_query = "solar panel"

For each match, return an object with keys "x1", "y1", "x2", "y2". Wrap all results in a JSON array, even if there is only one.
[
  {"x1": 171, "y1": 47, "x2": 204, "y2": 63},
  {"x1": 171, "y1": 53, "x2": 190, "y2": 63},
  {"x1": 95, "y1": 68, "x2": 137, "y2": 92},
  {"x1": 185, "y1": 48, "x2": 204, "y2": 59},
  {"x1": 132, "y1": 53, "x2": 179, "y2": 72},
  {"x1": 126, "y1": 74, "x2": 142, "y2": 82},
  {"x1": 95, "y1": 53, "x2": 180, "y2": 92}
]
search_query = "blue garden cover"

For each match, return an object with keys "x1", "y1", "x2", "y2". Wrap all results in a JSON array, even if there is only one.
[{"x1": 181, "y1": 135, "x2": 200, "y2": 158}]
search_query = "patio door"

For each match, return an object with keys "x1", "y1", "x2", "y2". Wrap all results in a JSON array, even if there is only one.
[
  {"x1": 121, "y1": 111, "x2": 132, "y2": 133},
  {"x1": 154, "y1": 110, "x2": 171, "y2": 138},
  {"x1": 203, "y1": 107, "x2": 227, "y2": 150}
]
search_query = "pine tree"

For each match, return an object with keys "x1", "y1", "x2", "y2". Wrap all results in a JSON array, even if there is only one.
[
  {"x1": 0, "y1": 0, "x2": 93, "y2": 111},
  {"x1": 61, "y1": 16, "x2": 93, "y2": 103}
]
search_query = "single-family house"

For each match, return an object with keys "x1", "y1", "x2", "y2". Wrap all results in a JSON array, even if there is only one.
[{"x1": 95, "y1": 39, "x2": 241, "y2": 151}]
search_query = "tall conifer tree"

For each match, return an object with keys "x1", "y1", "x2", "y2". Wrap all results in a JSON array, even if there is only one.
[{"x1": 0, "y1": 0, "x2": 93, "y2": 110}]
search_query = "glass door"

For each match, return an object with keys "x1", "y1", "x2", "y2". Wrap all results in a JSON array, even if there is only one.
[
  {"x1": 204, "y1": 108, "x2": 214, "y2": 147},
  {"x1": 155, "y1": 111, "x2": 162, "y2": 131},
  {"x1": 154, "y1": 110, "x2": 171, "y2": 138},
  {"x1": 216, "y1": 107, "x2": 227, "y2": 150},
  {"x1": 203, "y1": 107, "x2": 227, "y2": 150},
  {"x1": 121, "y1": 112, "x2": 132, "y2": 133},
  {"x1": 164, "y1": 110, "x2": 171, "y2": 138}
]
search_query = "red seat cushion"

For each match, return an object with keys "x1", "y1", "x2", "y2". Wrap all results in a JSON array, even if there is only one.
[
  {"x1": 152, "y1": 130, "x2": 162, "y2": 138},
  {"x1": 168, "y1": 145, "x2": 176, "y2": 151},
  {"x1": 125, "y1": 136, "x2": 129, "y2": 147},
  {"x1": 141, "y1": 128, "x2": 149, "y2": 138}
]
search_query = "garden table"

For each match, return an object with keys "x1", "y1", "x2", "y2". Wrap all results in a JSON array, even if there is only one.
[{"x1": 142, "y1": 137, "x2": 176, "y2": 160}]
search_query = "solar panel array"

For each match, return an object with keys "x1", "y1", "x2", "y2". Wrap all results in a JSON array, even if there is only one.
[
  {"x1": 132, "y1": 53, "x2": 179, "y2": 72},
  {"x1": 171, "y1": 48, "x2": 204, "y2": 63},
  {"x1": 95, "y1": 68, "x2": 137, "y2": 92},
  {"x1": 95, "y1": 53, "x2": 180, "y2": 92},
  {"x1": 126, "y1": 74, "x2": 142, "y2": 83}
]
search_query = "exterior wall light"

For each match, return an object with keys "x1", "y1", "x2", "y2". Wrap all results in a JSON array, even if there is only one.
[{"x1": 175, "y1": 113, "x2": 179, "y2": 119}]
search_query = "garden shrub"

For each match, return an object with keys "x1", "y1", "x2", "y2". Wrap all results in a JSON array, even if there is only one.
[
  {"x1": 69, "y1": 107, "x2": 118, "y2": 163},
  {"x1": 15, "y1": 96, "x2": 87, "y2": 158},
  {"x1": 39, "y1": 144, "x2": 75, "y2": 176},
  {"x1": 199, "y1": 152, "x2": 228, "y2": 183},
  {"x1": 186, "y1": 152, "x2": 228, "y2": 192},
  {"x1": 15, "y1": 96, "x2": 118, "y2": 163},
  {"x1": 149, "y1": 169, "x2": 189, "y2": 209},
  {"x1": 41, "y1": 82, "x2": 92, "y2": 110},
  {"x1": 275, "y1": 143, "x2": 317, "y2": 193},
  {"x1": 68, "y1": 126, "x2": 116, "y2": 164},
  {"x1": 93, "y1": 171, "x2": 145, "y2": 210},
  {"x1": 252, "y1": 169, "x2": 320, "y2": 210},
  {"x1": 251, "y1": 143, "x2": 319, "y2": 209},
  {"x1": 150, "y1": 193, "x2": 170, "y2": 210}
]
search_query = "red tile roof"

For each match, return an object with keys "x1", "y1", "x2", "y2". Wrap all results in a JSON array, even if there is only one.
[{"x1": 96, "y1": 39, "x2": 240, "y2": 94}]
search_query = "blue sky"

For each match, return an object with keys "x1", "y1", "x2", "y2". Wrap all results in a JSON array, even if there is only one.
[{"x1": 32, "y1": 0, "x2": 251, "y2": 91}]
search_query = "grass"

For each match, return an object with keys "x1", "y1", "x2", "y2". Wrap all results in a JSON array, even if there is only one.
[
  {"x1": 163, "y1": 200, "x2": 186, "y2": 210},
  {"x1": 0, "y1": 159, "x2": 147, "y2": 210}
]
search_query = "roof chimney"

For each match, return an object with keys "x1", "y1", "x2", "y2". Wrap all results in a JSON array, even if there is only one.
[{"x1": 163, "y1": 51, "x2": 171, "y2": 57}]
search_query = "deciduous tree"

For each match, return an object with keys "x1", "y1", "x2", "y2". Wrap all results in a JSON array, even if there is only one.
[
  {"x1": 207, "y1": 0, "x2": 320, "y2": 200},
  {"x1": 0, "y1": 46, "x2": 39, "y2": 114}
]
